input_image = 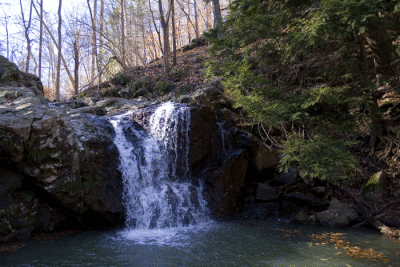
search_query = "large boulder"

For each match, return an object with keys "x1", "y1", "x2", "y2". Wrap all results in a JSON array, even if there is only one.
[
  {"x1": 1, "y1": 85, "x2": 124, "y2": 242},
  {"x1": 361, "y1": 171, "x2": 388, "y2": 205},
  {"x1": 255, "y1": 183, "x2": 281, "y2": 202},
  {"x1": 0, "y1": 55, "x2": 43, "y2": 95},
  {"x1": 238, "y1": 131, "x2": 280, "y2": 172},
  {"x1": 315, "y1": 198, "x2": 359, "y2": 228},
  {"x1": 204, "y1": 149, "x2": 248, "y2": 216},
  {"x1": 0, "y1": 168, "x2": 67, "y2": 243},
  {"x1": 189, "y1": 106, "x2": 216, "y2": 169}
]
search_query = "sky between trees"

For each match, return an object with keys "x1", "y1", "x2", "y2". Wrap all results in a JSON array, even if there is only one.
[{"x1": 0, "y1": 0, "x2": 229, "y2": 99}]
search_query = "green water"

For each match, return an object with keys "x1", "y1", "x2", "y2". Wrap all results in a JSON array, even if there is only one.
[{"x1": 2, "y1": 220, "x2": 399, "y2": 267}]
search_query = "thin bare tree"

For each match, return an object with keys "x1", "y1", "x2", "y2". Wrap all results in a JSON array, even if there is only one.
[
  {"x1": 172, "y1": 0, "x2": 176, "y2": 65},
  {"x1": 19, "y1": 0, "x2": 34, "y2": 72},
  {"x1": 157, "y1": 0, "x2": 173, "y2": 73},
  {"x1": 55, "y1": 0, "x2": 62, "y2": 100},
  {"x1": 38, "y1": 0, "x2": 43, "y2": 78},
  {"x1": 121, "y1": 0, "x2": 126, "y2": 66}
]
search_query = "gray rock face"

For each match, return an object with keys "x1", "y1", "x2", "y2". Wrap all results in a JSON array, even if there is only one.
[
  {"x1": 255, "y1": 183, "x2": 281, "y2": 201},
  {"x1": 1, "y1": 84, "x2": 124, "y2": 242},
  {"x1": 189, "y1": 107, "x2": 216, "y2": 169},
  {"x1": 275, "y1": 168, "x2": 298, "y2": 185},
  {"x1": 204, "y1": 149, "x2": 248, "y2": 216},
  {"x1": 177, "y1": 77, "x2": 225, "y2": 111},
  {"x1": 0, "y1": 168, "x2": 67, "y2": 243},
  {"x1": 316, "y1": 198, "x2": 359, "y2": 228},
  {"x1": 0, "y1": 55, "x2": 43, "y2": 95},
  {"x1": 237, "y1": 131, "x2": 280, "y2": 172}
]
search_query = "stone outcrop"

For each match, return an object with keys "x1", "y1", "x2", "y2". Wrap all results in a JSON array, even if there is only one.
[
  {"x1": 255, "y1": 183, "x2": 281, "y2": 202},
  {"x1": 204, "y1": 149, "x2": 248, "y2": 216},
  {"x1": 0, "y1": 58, "x2": 125, "y2": 242},
  {"x1": 361, "y1": 171, "x2": 388, "y2": 205},
  {"x1": 315, "y1": 198, "x2": 359, "y2": 228},
  {"x1": 0, "y1": 56, "x2": 305, "y2": 242},
  {"x1": 1, "y1": 85, "x2": 123, "y2": 220},
  {"x1": 0, "y1": 55, "x2": 43, "y2": 96}
]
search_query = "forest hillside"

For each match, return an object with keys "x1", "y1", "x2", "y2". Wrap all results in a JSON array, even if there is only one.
[{"x1": 80, "y1": 0, "x2": 400, "y2": 239}]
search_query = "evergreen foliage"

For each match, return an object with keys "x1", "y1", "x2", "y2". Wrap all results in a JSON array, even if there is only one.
[{"x1": 206, "y1": 0, "x2": 400, "y2": 183}]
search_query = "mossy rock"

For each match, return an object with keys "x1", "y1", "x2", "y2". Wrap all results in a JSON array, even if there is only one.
[{"x1": 361, "y1": 171, "x2": 388, "y2": 204}]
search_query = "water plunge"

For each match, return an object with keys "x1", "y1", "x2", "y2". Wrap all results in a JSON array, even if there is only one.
[{"x1": 110, "y1": 102, "x2": 208, "y2": 232}]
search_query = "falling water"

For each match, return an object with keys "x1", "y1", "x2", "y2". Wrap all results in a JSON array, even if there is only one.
[
  {"x1": 110, "y1": 102, "x2": 208, "y2": 232},
  {"x1": 217, "y1": 122, "x2": 227, "y2": 156}
]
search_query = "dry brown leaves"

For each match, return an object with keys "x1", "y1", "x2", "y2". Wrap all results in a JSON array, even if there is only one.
[
  {"x1": 0, "y1": 244, "x2": 25, "y2": 253},
  {"x1": 311, "y1": 232, "x2": 389, "y2": 262}
]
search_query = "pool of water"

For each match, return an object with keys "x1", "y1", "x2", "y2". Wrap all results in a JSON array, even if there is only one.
[{"x1": 2, "y1": 220, "x2": 399, "y2": 267}]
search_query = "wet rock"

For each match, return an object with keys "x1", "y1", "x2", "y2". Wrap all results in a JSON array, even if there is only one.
[
  {"x1": 177, "y1": 78, "x2": 225, "y2": 110},
  {"x1": 361, "y1": 171, "x2": 388, "y2": 205},
  {"x1": 275, "y1": 168, "x2": 299, "y2": 185},
  {"x1": 238, "y1": 131, "x2": 280, "y2": 172},
  {"x1": 294, "y1": 209, "x2": 311, "y2": 224},
  {"x1": 244, "y1": 202, "x2": 280, "y2": 219},
  {"x1": 70, "y1": 105, "x2": 106, "y2": 116},
  {"x1": 0, "y1": 83, "x2": 124, "y2": 242},
  {"x1": 316, "y1": 198, "x2": 359, "y2": 228},
  {"x1": 189, "y1": 106, "x2": 216, "y2": 168},
  {"x1": 255, "y1": 183, "x2": 281, "y2": 201},
  {"x1": 0, "y1": 169, "x2": 23, "y2": 195},
  {"x1": 205, "y1": 149, "x2": 248, "y2": 216}
]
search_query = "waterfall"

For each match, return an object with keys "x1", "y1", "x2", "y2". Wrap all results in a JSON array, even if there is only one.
[{"x1": 110, "y1": 102, "x2": 208, "y2": 230}]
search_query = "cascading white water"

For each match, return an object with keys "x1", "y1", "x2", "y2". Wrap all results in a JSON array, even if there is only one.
[{"x1": 110, "y1": 102, "x2": 208, "y2": 232}]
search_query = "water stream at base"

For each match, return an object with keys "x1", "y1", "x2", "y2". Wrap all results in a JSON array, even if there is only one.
[
  {"x1": 2, "y1": 220, "x2": 399, "y2": 266},
  {"x1": 3, "y1": 106, "x2": 400, "y2": 266},
  {"x1": 109, "y1": 102, "x2": 208, "y2": 242}
]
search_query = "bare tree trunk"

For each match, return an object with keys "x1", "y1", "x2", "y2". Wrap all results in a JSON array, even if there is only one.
[
  {"x1": 121, "y1": 0, "x2": 126, "y2": 66},
  {"x1": 149, "y1": 0, "x2": 163, "y2": 55},
  {"x1": 187, "y1": 0, "x2": 191, "y2": 43},
  {"x1": 73, "y1": 40, "x2": 79, "y2": 95},
  {"x1": 142, "y1": 19, "x2": 146, "y2": 64},
  {"x1": 33, "y1": 4, "x2": 74, "y2": 86},
  {"x1": 99, "y1": 0, "x2": 104, "y2": 85},
  {"x1": 364, "y1": 25, "x2": 398, "y2": 151},
  {"x1": 55, "y1": 0, "x2": 62, "y2": 101},
  {"x1": 172, "y1": 0, "x2": 176, "y2": 66},
  {"x1": 148, "y1": 19, "x2": 159, "y2": 59},
  {"x1": 38, "y1": 0, "x2": 43, "y2": 78},
  {"x1": 212, "y1": 0, "x2": 222, "y2": 37},
  {"x1": 2, "y1": 10, "x2": 10, "y2": 59},
  {"x1": 158, "y1": 0, "x2": 173, "y2": 73},
  {"x1": 176, "y1": 0, "x2": 197, "y2": 42},
  {"x1": 19, "y1": 0, "x2": 33, "y2": 73},
  {"x1": 86, "y1": 0, "x2": 97, "y2": 83},
  {"x1": 194, "y1": 0, "x2": 199, "y2": 39}
]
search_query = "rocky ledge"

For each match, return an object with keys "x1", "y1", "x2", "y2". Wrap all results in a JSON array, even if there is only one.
[{"x1": 2, "y1": 55, "x2": 393, "y2": 244}]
